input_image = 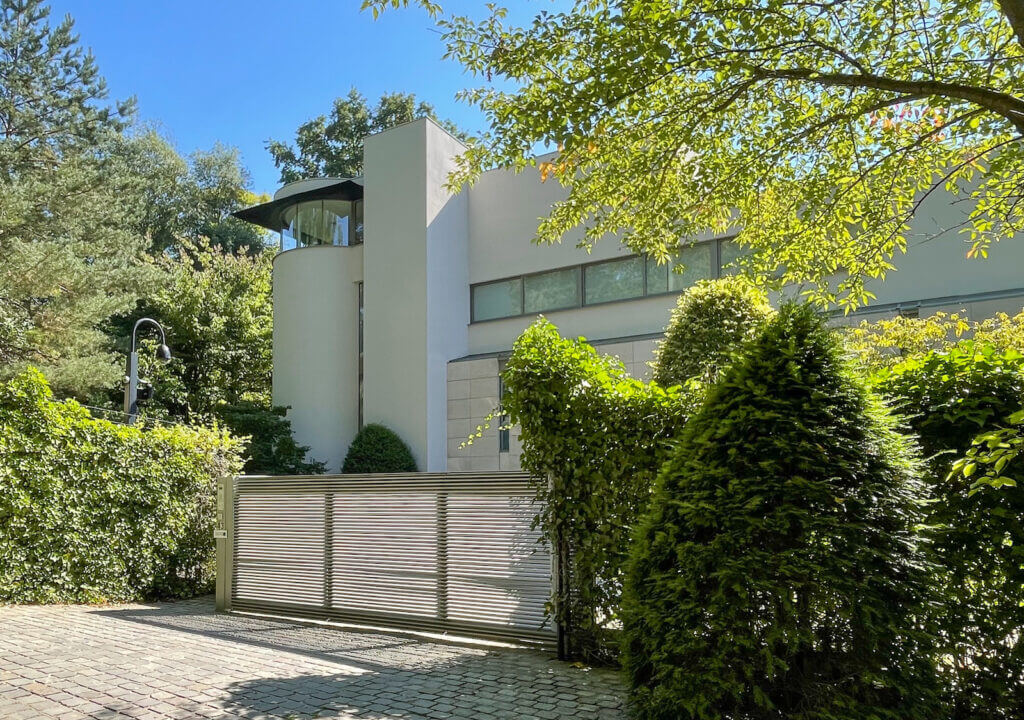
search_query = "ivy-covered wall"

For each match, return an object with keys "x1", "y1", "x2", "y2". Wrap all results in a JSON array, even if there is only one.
[{"x1": 0, "y1": 369, "x2": 243, "y2": 603}]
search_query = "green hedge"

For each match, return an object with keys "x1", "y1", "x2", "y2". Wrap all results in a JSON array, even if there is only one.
[
  {"x1": 624, "y1": 304, "x2": 939, "y2": 719},
  {"x1": 0, "y1": 369, "x2": 243, "y2": 603},
  {"x1": 872, "y1": 345, "x2": 1024, "y2": 719},
  {"x1": 502, "y1": 318, "x2": 693, "y2": 662},
  {"x1": 342, "y1": 423, "x2": 418, "y2": 474}
]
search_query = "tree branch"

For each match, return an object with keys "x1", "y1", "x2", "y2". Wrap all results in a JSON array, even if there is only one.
[
  {"x1": 998, "y1": 0, "x2": 1024, "y2": 51},
  {"x1": 747, "y1": 66, "x2": 1024, "y2": 132}
]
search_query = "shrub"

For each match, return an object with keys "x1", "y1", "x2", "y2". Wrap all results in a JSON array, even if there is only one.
[
  {"x1": 623, "y1": 303, "x2": 939, "y2": 720},
  {"x1": 0, "y1": 368, "x2": 243, "y2": 603},
  {"x1": 342, "y1": 423, "x2": 417, "y2": 473},
  {"x1": 845, "y1": 307, "x2": 1024, "y2": 372},
  {"x1": 215, "y1": 402, "x2": 325, "y2": 475},
  {"x1": 653, "y1": 276, "x2": 774, "y2": 387},
  {"x1": 873, "y1": 345, "x2": 1024, "y2": 718},
  {"x1": 502, "y1": 318, "x2": 694, "y2": 662}
]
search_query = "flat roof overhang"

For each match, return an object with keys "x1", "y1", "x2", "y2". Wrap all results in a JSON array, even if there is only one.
[{"x1": 232, "y1": 179, "x2": 364, "y2": 232}]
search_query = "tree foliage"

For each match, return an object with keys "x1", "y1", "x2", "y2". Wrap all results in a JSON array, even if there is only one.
[
  {"x1": 342, "y1": 423, "x2": 418, "y2": 474},
  {"x1": 214, "y1": 402, "x2": 325, "y2": 476},
  {"x1": 0, "y1": 368, "x2": 243, "y2": 603},
  {"x1": 107, "y1": 243, "x2": 322, "y2": 474},
  {"x1": 501, "y1": 318, "x2": 693, "y2": 662},
  {"x1": 267, "y1": 88, "x2": 467, "y2": 183},
  {"x1": 624, "y1": 303, "x2": 940, "y2": 719},
  {"x1": 368, "y1": 0, "x2": 1024, "y2": 309},
  {"x1": 653, "y1": 277, "x2": 774, "y2": 387},
  {"x1": 122, "y1": 244, "x2": 275, "y2": 418},
  {"x1": 845, "y1": 307, "x2": 1024, "y2": 371},
  {"x1": 0, "y1": 0, "x2": 144, "y2": 392},
  {"x1": 111, "y1": 130, "x2": 269, "y2": 256}
]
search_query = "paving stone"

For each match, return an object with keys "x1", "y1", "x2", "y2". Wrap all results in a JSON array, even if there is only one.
[{"x1": 0, "y1": 597, "x2": 625, "y2": 719}]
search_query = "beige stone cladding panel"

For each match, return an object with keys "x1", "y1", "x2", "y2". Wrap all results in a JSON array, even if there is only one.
[{"x1": 447, "y1": 357, "x2": 503, "y2": 472}]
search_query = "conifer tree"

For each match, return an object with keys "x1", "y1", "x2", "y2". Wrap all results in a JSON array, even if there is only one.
[
  {"x1": 0, "y1": 0, "x2": 143, "y2": 393},
  {"x1": 623, "y1": 303, "x2": 940, "y2": 719}
]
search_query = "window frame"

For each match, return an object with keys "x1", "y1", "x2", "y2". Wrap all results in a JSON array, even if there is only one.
[{"x1": 469, "y1": 235, "x2": 740, "y2": 324}]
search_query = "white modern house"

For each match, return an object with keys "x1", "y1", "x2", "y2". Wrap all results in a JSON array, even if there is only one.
[{"x1": 235, "y1": 117, "x2": 1024, "y2": 473}]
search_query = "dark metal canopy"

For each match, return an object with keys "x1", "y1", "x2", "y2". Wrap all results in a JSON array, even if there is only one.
[{"x1": 232, "y1": 179, "x2": 364, "y2": 231}]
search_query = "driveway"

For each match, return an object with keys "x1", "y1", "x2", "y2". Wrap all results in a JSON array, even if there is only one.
[{"x1": 0, "y1": 597, "x2": 625, "y2": 720}]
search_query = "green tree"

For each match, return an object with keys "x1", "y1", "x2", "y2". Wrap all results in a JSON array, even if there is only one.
[
  {"x1": 115, "y1": 244, "x2": 321, "y2": 474},
  {"x1": 873, "y1": 345, "x2": 1024, "y2": 717},
  {"x1": 110, "y1": 129, "x2": 269, "y2": 256},
  {"x1": 0, "y1": 0, "x2": 144, "y2": 393},
  {"x1": 623, "y1": 304, "x2": 940, "y2": 719},
  {"x1": 267, "y1": 87, "x2": 466, "y2": 182},
  {"x1": 653, "y1": 277, "x2": 774, "y2": 387},
  {"x1": 369, "y1": 0, "x2": 1024, "y2": 309},
  {"x1": 125, "y1": 244, "x2": 274, "y2": 419}
]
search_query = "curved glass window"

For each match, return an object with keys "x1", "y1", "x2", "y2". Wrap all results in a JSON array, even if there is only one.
[{"x1": 280, "y1": 199, "x2": 363, "y2": 251}]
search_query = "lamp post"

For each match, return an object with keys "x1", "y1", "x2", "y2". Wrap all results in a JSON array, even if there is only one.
[{"x1": 123, "y1": 317, "x2": 172, "y2": 425}]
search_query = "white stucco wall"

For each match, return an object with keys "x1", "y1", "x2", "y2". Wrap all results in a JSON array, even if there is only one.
[
  {"x1": 363, "y1": 118, "x2": 470, "y2": 471},
  {"x1": 362, "y1": 121, "x2": 431, "y2": 471},
  {"x1": 272, "y1": 244, "x2": 363, "y2": 472},
  {"x1": 424, "y1": 122, "x2": 470, "y2": 471}
]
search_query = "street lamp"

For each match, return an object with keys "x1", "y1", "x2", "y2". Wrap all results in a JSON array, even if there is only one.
[{"x1": 123, "y1": 317, "x2": 172, "y2": 425}]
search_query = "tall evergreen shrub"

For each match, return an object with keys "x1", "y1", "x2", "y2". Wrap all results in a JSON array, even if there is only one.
[
  {"x1": 653, "y1": 276, "x2": 774, "y2": 387},
  {"x1": 624, "y1": 303, "x2": 939, "y2": 720}
]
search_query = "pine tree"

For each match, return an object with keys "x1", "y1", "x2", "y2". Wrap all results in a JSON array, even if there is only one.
[{"x1": 0, "y1": 0, "x2": 144, "y2": 394}]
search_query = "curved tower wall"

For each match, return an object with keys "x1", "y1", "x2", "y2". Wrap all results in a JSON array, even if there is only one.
[{"x1": 272, "y1": 244, "x2": 363, "y2": 472}]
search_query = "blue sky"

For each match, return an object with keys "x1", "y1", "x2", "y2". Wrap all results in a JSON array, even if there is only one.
[{"x1": 49, "y1": 1, "x2": 551, "y2": 195}]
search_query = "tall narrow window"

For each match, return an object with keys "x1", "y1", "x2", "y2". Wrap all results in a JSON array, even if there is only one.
[{"x1": 498, "y1": 359, "x2": 510, "y2": 453}]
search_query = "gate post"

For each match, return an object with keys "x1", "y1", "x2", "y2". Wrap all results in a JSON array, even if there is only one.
[
  {"x1": 215, "y1": 475, "x2": 234, "y2": 612},
  {"x1": 549, "y1": 472, "x2": 570, "y2": 660}
]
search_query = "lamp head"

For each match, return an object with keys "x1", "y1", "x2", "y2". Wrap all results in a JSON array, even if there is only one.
[{"x1": 156, "y1": 344, "x2": 172, "y2": 363}]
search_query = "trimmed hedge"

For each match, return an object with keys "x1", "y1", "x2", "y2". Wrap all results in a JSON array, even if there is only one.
[
  {"x1": 342, "y1": 423, "x2": 417, "y2": 474},
  {"x1": 502, "y1": 318, "x2": 694, "y2": 662},
  {"x1": 0, "y1": 369, "x2": 243, "y2": 603},
  {"x1": 624, "y1": 304, "x2": 940, "y2": 720},
  {"x1": 873, "y1": 345, "x2": 1024, "y2": 719},
  {"x1": 653, "y1": 276, "x2": 774, "y2": 387}
]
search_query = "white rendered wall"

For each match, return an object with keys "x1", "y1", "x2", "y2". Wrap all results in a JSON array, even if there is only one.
[
  {"x1": 424, "y1": 121, "x2": 470, "y2": 470},
  {"x1": 463, "y1": 157, "x2": 1024, "y2": 354},
  {"x1": 363, "y1": 118, "x2": 469, "y2": 471},
  {"x1": 272, "y1": 244, "x2": 363, "y2": 473}
]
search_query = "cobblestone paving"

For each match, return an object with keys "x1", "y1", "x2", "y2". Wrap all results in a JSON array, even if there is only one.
[{"x1": 0, "y1": 597, "x2": 625, "y2": 720}]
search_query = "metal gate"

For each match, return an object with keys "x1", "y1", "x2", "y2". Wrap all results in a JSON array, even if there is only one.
[{"x1": 215, "y1": 473, "x2": 555, "y2": 646}]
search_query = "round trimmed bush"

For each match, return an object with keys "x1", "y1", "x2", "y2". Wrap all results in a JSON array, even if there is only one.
[
  {"x1": 342, "y1": 423, "x2": 417, "y2": 474},
  {"x1": 653, "y1": 276, "x2": 774, "y2": 387},
  {"x1": 623, "y1": 303, "x2": 940, "y2": 720}
]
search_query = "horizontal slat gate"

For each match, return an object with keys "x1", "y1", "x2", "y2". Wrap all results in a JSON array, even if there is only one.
[{"x1": 230, "y1": 473, "x2": 555, "y2": 646}]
